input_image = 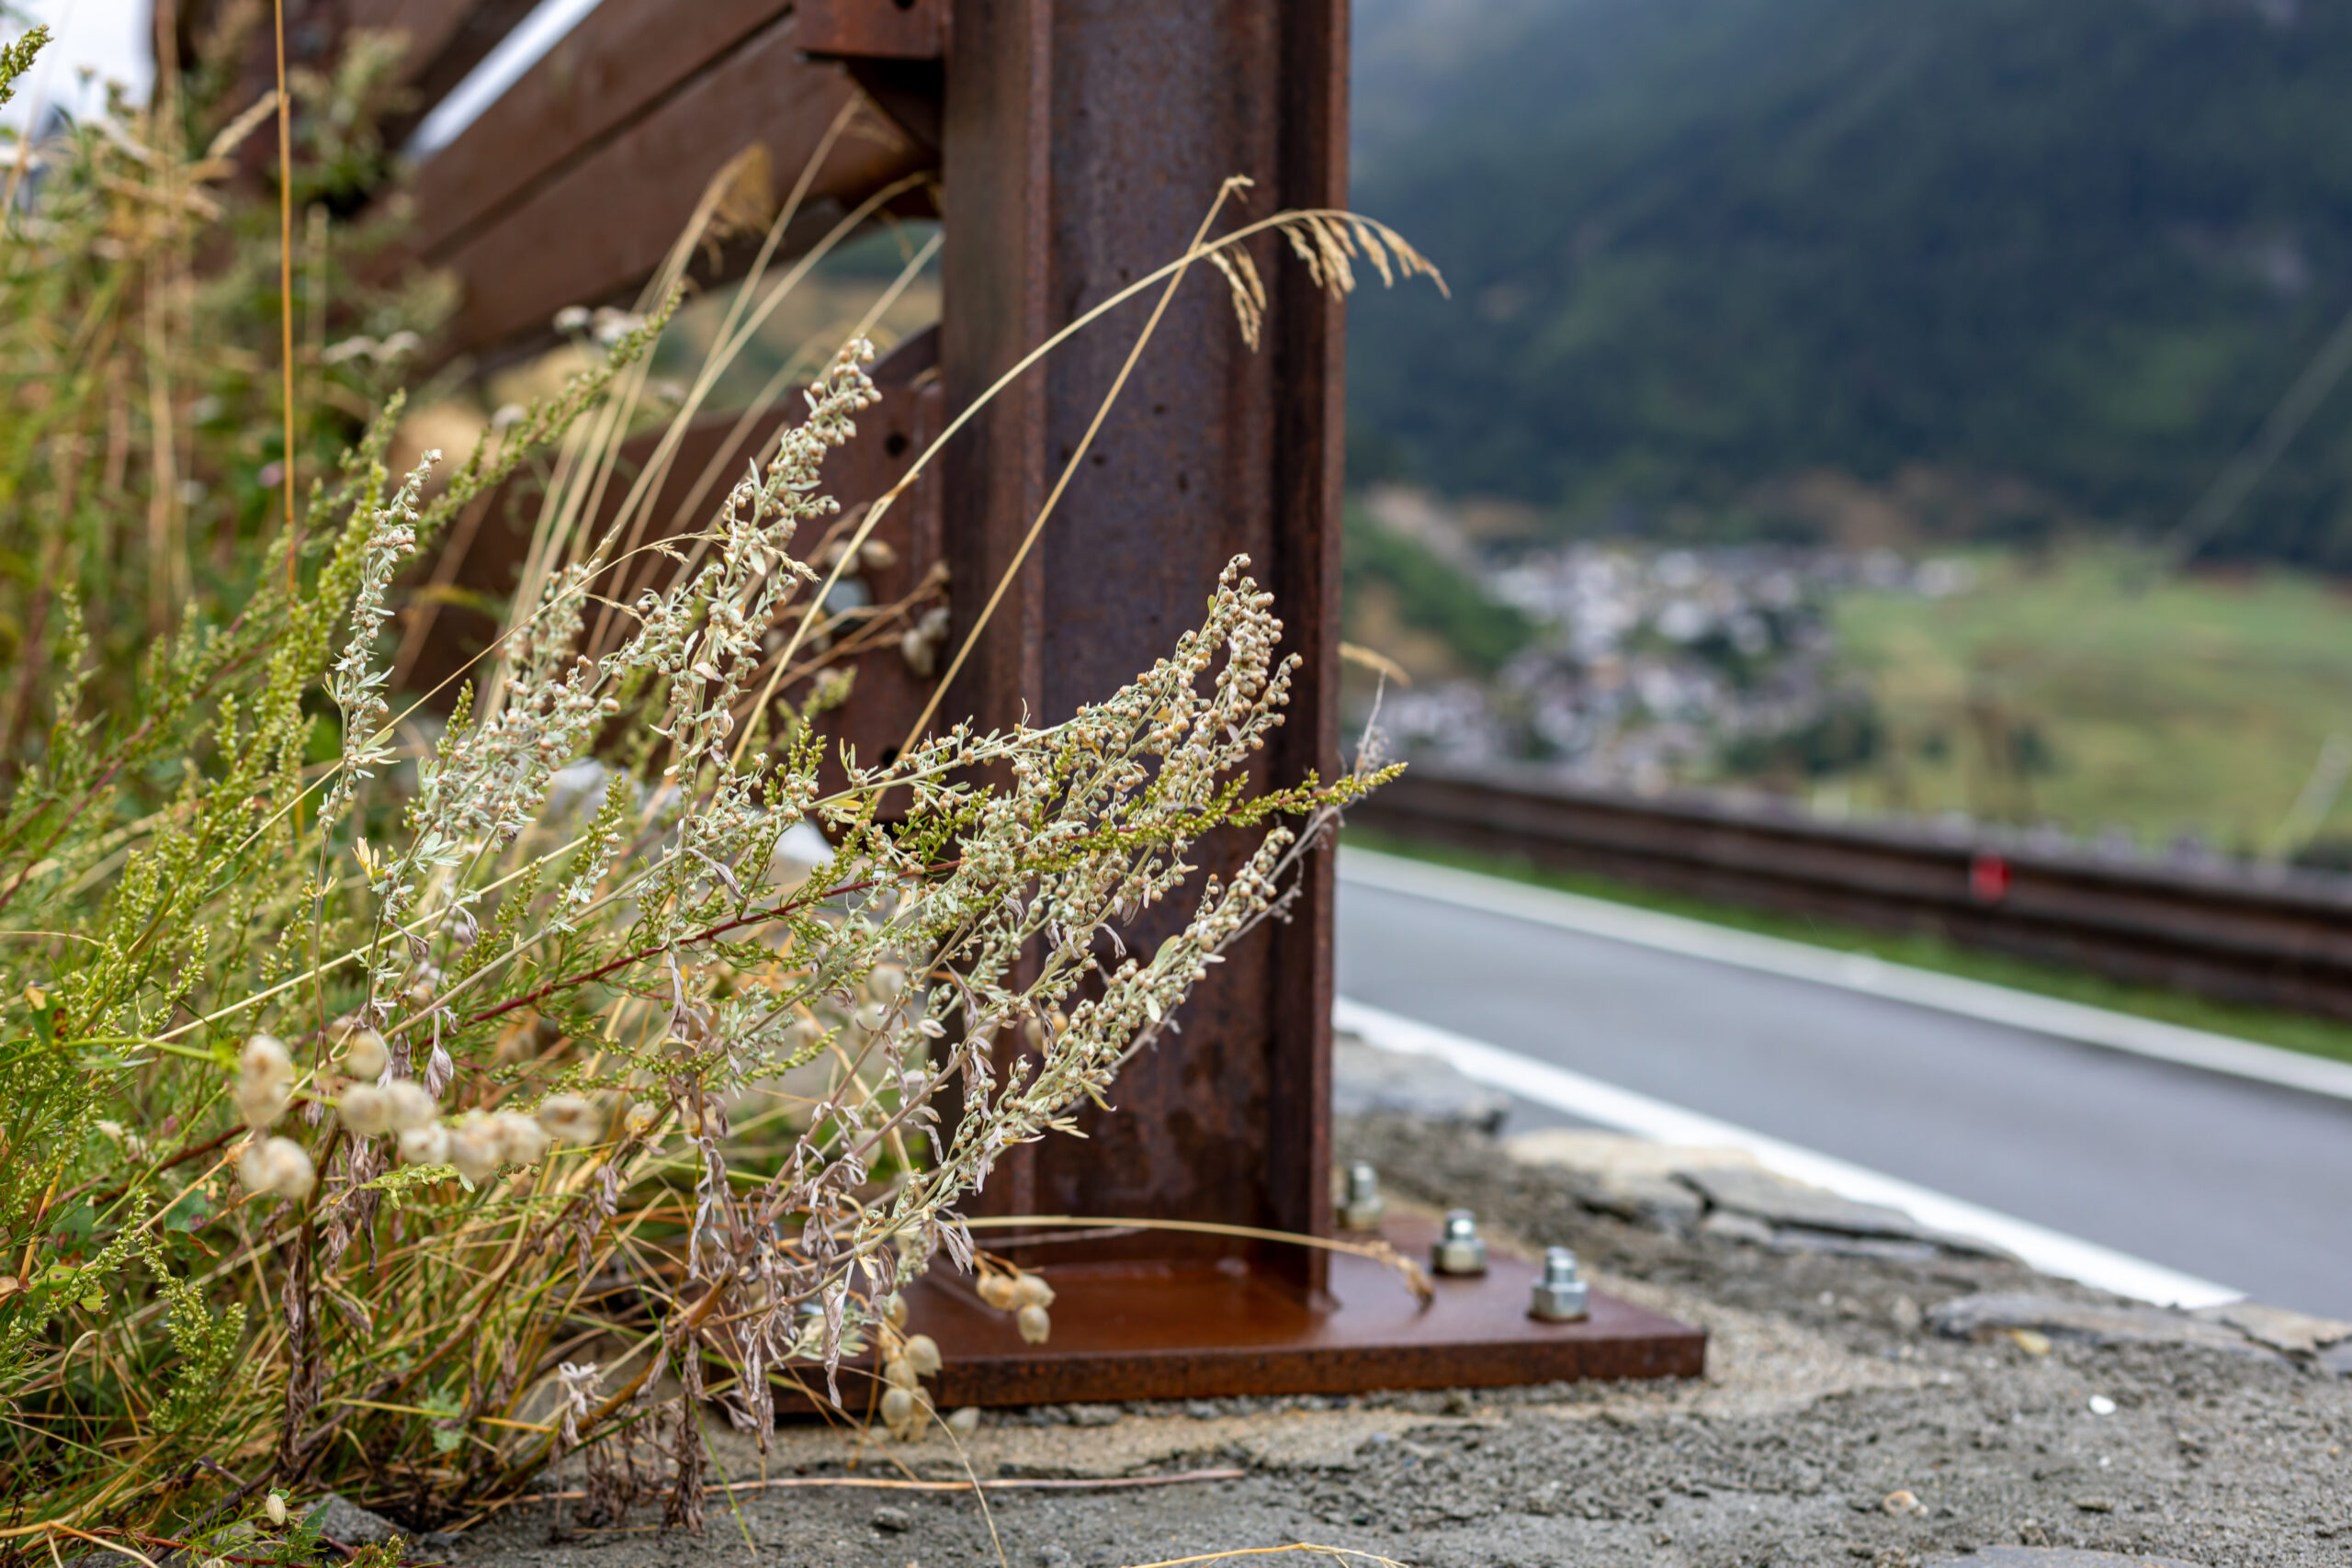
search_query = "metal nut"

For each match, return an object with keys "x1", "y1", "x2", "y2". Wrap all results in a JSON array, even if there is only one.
[
  {"x1": 1339, "y1": 1160, "x2": 1385, "y2": 1232},
  {"x1": 1529, "y1": 1246, "x2": 1589, "y2": 1321},
  {"x1": 1432, "y1": 1209, "x2": 1488, "y2": 1276}
]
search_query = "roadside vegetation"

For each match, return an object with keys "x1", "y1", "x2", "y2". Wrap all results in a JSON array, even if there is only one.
[
  {"x1": 1824, "y1": 545, "x2": 2352, "y2": 859},
  {"x1": 0, "y1": 18, "x2": 1433, "y2": 1553}
]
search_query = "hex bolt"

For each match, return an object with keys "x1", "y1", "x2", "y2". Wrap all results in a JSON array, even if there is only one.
[
  {"x1": 1340, "y1": 1161, "x2": 1386, "y2": 1232},
  {"x1": 1529, "y1": 1246, "x2": 1589, "y2": 1321},
  {"x1": 1432, "y1": 1209, "x2": 1489, "y2": 1276}
]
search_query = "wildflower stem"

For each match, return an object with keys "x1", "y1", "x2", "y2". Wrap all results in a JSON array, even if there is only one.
[{"x1": 273, "y1": 0, "x2": 298, "y2": 592}]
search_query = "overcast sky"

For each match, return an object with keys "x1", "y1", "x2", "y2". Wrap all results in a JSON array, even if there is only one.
[
  {"x1": 4, "y1": 0, "x2": 151, "y2": 130},
  {"x1": 2, "y1": 0, "x2": 600, "y2": 154}
]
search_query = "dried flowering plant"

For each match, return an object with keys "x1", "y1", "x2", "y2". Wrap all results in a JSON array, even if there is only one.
[{"x1": 0, "y1": 23, "x2": 1442, "y2": 1557}]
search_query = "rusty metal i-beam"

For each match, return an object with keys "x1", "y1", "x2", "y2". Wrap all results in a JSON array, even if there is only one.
[{"x1": 220, "y1": 0, "x2": 1702, "y2": 1402}]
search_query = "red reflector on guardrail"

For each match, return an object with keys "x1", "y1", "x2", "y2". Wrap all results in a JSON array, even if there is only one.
[{"x1": 1970, "y1": 852, "x2": 2012, "y2": 905}]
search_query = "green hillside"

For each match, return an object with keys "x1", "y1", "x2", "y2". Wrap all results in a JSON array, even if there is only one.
[{"x1": 1346, "y1": 0, "x2": 2352, "y2": 569}]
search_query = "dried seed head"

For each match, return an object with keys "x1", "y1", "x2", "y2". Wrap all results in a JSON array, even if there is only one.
[
  {"x1": 946, "y1": 1405, "x2": 981, "y2": 1437},
  {"x1": 1012, "y1": 1273, "x2": 1056, "y2": 1310},
  {"x1": 338, "y1": 1026, "x2": 389, "y2": 1081},
  {"x1": 976, "y1": 1274, "x2": 1016, "y2": 1312},
  {"x1": 881, "y1": 1292, "x2": 908, "y2": 1329},
  {"x1": 339, "y1": 1082, "x2": 394, "y2": 1136},
  {"x1": 398, "y1": 1122, "x2": 450, "y2": 1167},
  {"x1": 448, "y1": 1118, "x2": 503, "y2": 1183},
  {"x1": 1015, "y1": 1304, "x2": 1052, "y2": 1345},
  {"x1": 489, "y1": 1111, "x2": 548, "y2": 1165},
  {"x1": 866, "y1": 964, "x2": 905, "y2": 1002},
  {"x1": 536, "y1": 1093, "x2": 603, "y2": 1144},
  {"x1": 240, "y1": 1033, "x2": 291, "y2": 1083},
  {"x1": 882, "y1": 1356, "x2": 920, "y2": 1392},
  {"x1": 383, "y1": 1080, "x2": 438, "y2": 1132},
  {"x1": 236, "y1": 1032, "x2": 296, "y2": 1128},
  {"x1": 879, "y1": 1385, "x2": 915, "y2": 1433},
  {"x1": 235, "y1": 1074, "x2": 292, "y2": 1131},
  {"x1": 898, "y1": 626, "x2": 937, "y2": 678},
  {"x1": 902, "y1": 1333, "x2": 941, "y2": 1377},
  {"x1": 238, "y1": 1136, "x2": 316, "y2": 1201}
]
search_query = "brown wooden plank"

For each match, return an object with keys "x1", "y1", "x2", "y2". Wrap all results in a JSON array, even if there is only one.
[
  {"x1": 401, "y1": 330, "x2": 948, "y2": 780},
  {"x1": 430, "y1": 9, "x2": 936, "y2": 358},
  {"x1": 361, "y1": 0, "x2": 546, "y2": 138},
  {"x1": 798, "y1": 0, "x2": 951, "y2": 59},
  {"x1": 407, "y1": 0, "x2": 794, "y2": 260}
]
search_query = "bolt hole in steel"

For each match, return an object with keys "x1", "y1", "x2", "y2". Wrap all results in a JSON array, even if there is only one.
[
  {"x1": 1530, "y1": 1246, "x2": 1589, "y2": 1322},
  {"x1": 1433, "y1": 1209, "x2": 1489, "y2": 1276}
]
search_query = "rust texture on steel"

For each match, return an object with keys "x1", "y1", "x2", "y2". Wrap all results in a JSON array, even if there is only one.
[
  {"x1": 798, "y1": 0, "x2": 954, "y2": 61},
  {"x1": 784, "y1": 1216, "x2": 1702, "y2": 1410},
  {"x1": 936, "y1": 0, "x2": 1349, "y2": 1292},
  {"x1": 1352, "y1": 765, "x2": 2352, "y2": 1020}
]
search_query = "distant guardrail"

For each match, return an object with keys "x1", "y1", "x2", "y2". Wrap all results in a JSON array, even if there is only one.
[{"x1": 1348, "y1": 765, "x2": 2352, "y2": 1021}]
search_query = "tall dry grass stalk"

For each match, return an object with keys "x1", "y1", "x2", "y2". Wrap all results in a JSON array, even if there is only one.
[{"x1": 0, "y1": 20, "x2": 1440, "y2": 1557}]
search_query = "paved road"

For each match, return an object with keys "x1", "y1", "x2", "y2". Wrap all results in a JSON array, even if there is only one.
[{"x1": 1335, "y1": 867, "x2": 2352, "y2": 1319}]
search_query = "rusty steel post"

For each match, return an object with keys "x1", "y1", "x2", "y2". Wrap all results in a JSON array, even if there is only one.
[
  {"x1": 196, "y1": 0, "x2": 1700, "y2": 1404},
  {"x1": 934, "y1": 0, "x2": 1347, "y2": 1293}
]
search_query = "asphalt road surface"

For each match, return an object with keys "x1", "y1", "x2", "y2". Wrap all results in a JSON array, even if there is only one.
[{"x1": 1334, "y1": 863, "x2": 2352, "y2": 1320}]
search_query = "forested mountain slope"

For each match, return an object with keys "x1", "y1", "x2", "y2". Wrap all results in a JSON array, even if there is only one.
[{"x1": 1346, "y1": 0, "x2": 2352, "y2": 568}]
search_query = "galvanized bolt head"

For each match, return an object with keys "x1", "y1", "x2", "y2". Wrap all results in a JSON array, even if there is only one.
[
  {"x1": 1529, "y1": 1245, "x2": 1589, "y2": 1321},
  {"x1": 1340, "y1": 1160, "x2": 1386, "y2": 1232},
  {"x1": 1432, "y1": 1208, "x2": 1488, "y2": 1276}
]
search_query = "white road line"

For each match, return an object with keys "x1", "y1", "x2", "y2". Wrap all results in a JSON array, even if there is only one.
[
  {"x1": 1340, "y1": 845, "x2": 2352, "y2": 1105},
  {"x1": 1335, "y1": 997, "x2": 2243, "y2": 1309}
]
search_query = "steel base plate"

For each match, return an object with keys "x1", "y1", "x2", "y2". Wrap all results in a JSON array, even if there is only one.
[{"x1": 891, "y1": 1218, "x2": 1704, "y2": 1407}]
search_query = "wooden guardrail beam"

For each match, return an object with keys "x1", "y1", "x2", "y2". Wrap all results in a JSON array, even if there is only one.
[{"x1": 413, "y1": 4, "x2": 935, "y2": 359}]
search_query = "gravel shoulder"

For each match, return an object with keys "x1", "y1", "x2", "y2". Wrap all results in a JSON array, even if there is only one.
[{"x1": 445, "y1": 1112, "x2": 2352, "y2": 1568}]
